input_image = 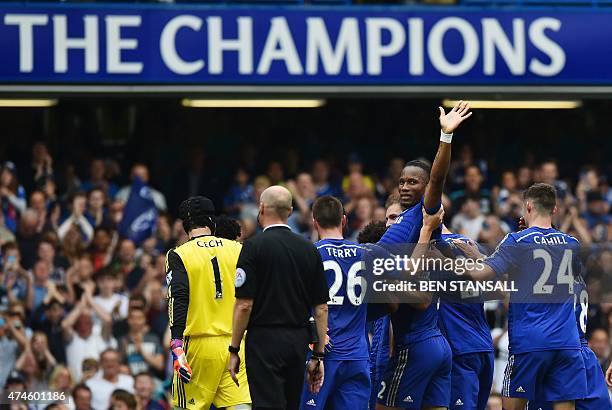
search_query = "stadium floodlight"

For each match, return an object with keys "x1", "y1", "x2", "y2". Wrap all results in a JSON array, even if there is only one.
[
  {"x1": 442, "y1": 99, "x2": 582, "y2": 109},
  {"x1": 181, "y1": 99, "x2": 326, "y2": 108},
  {"x1": 0, "y1": 99, "x2": 58, "y2": 108}
]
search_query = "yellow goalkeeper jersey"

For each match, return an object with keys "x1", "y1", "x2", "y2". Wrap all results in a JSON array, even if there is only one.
[{"x1": 166, "y1": 235, "x2": 242, "y2": 338}]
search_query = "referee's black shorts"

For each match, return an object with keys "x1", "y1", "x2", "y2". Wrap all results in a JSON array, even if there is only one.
[{"x1": 245, "y1": 326, "x2": 310, "y2": 410}]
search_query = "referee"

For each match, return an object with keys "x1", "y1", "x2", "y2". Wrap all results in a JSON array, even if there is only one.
[{"x1": 228, "y1": 185, "x2": 329, "y2": 410}]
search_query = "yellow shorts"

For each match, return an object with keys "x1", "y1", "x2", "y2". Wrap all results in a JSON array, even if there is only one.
[{"x1": 172, "y1": 335, "x2": 250, "y2": 409}]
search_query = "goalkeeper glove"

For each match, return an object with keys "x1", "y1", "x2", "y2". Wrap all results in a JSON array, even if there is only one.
[{"x1": 171, "y1": 339, "x2": 192, "y2": 383}]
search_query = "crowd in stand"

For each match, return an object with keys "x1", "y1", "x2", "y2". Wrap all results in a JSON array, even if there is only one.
[{"x1": 0, "y1": 141, "x2": 609, "y2": 409}]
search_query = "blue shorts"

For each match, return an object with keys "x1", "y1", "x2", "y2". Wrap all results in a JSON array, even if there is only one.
[
  {"x1": 502, "y1": 349, "x2": 586, "y2": 401},
  {"x1": 300, "y1": 359, "x2": 370, "y2": 410},
  {"x1": 377, "y1": 335, "x2": 452, "y2": 409},
  {"x1": 527, "y1": 346, "x2": 611, "y2": 410},
  {"x1": 450, "y1": 351, "x2": 494, "y2": 410}
]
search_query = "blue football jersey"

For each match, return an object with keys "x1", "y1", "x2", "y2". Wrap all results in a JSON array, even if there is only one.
[
  {"x1": 437, "y1": 233, "x2": 493, "y2": 355},
  {"x1": 316, "y1": 238, "x2": 369, "y2": 361},
  {"x1": 574, "y1": 276, "x2": 588, "y2": 346},
  {"x1": 484, "y1": 226, "x2": 582, "y2": 354},
  {"x1": 378, "y1": 198, "x2": 442, "y2": 246}
]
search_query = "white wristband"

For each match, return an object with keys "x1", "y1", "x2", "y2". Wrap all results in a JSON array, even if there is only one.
[{"x1": 440, "y1": 130, "x2": 453, "y2": 143}]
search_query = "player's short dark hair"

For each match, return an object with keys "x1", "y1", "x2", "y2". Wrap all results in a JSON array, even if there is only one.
[
  {"x1": 385, "y1": 193, "x2": 401, "y2": 208},
  {"x1": 179, "y1": 196, "x2": 215, "y2": 233},
  {"x1": 215, "y1": 215, "x2": 241, "y2": 241},
  {"x1": 312, "y1": 196, "x2": 344, "y2": 229},
  {"x1": 357, "y1": 220, "x2": 387, "y2": 244},
  {"x1": 404, "y1": 160, "x2": 431, "y2": 183},
  {"x1": 524, "y1": 183, "x2": 556, "y2": 214}
]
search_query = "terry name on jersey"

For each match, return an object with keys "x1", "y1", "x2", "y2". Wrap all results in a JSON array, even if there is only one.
[{"x1": 322, "y1": 247, "x2": 359, "y2": 259}]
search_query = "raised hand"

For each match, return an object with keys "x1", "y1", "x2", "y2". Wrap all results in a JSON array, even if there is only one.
[{"x1": 439, "y1": 100, "x2": 472, "y2": 134}]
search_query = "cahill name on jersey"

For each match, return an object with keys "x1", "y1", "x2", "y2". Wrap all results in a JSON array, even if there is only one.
[
  {"x1": 484, "y1": 227, "x2": 582, "y2": 354},
  {"x1": 316, "y1": 238, "x2": 369, "y2": 361}
]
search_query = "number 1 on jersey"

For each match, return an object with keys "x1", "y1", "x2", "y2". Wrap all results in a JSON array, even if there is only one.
[{"x1": 211, "y1": 256, "x2": 222, "y2": 299}]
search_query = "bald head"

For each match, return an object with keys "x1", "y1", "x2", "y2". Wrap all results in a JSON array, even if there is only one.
[{"x1": 260, "y1": 185, "x2": 293, "y2": 221}]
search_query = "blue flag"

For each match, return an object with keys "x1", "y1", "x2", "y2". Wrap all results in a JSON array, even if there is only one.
[{"x1": 118, "y1": 177, "x2": 157, "y2": 245}]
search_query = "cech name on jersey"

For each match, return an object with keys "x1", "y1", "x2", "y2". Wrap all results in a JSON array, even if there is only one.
[{"x1": 196, "y1": 239, "x2": 224, "y2": 248}]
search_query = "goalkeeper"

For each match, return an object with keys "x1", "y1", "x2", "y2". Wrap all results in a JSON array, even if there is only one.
[{"x1": 167, "y1": 196, "x2": 251, "y2": 409}]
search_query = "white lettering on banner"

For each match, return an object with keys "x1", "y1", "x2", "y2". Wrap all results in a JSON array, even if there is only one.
[
  {"x1": 257, "y1": 17, "x2": 303, "y2": 75},
  {"x1": 53, "y1": 15, "x2": 99, "y2": 73},
  {"x1": 2, "y1": 12, "x2": 567, "y2": 78},
  {"x1": 207, "y1": 16, "x2": 253, "y2": 75},
  {"x1": 408, "y1": 18, "x2": 424, "y2": 75},
  {"x1": 306, "y1": 17, "x2": 362, "y2": 75},
  {"x1": 106, "y1": 15, "x2": 142, "y2": 74},
  {"x1": 365, "y1": 17, "x2": 406, "y2": 75},
  {"x1": 3, "y1": 14, "x2": 48, "y2": 73},
  {"x1": 528, "y1": 18, "x2": 565, "y2": 76},
  {"x1": 160, "y1": 15, "x2": 204, "y2": 75},
  {"x1": 428, "y1": 17, "x2": 478, "y2": 76},
  {"x1": 482, "y1": 18, "x2": 525, "y2": 75}
]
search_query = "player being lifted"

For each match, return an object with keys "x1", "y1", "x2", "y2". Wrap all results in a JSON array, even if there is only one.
[
  {"x1": 299, "y1": 195, "x2": 371, "y2": 410},
  {"x1": 375, "y1": 100, "x2": 472, "y2": 410},
  {"x1": 455, "y1": 183, "x2": 588, "y2": 410},
  {"x1": 166, "y1": 196, "x2": 251, "y2": 409}
]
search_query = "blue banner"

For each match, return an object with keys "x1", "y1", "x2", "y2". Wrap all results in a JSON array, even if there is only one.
[
  {"x1": 118, "y1": 177, "x2": 158, "y2": 245},
  {"x1": 0, "y1": 4, "x2": 611, "y2": 85}
]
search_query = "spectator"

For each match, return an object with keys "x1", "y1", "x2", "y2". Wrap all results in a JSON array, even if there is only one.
[
  {"x1": 72, "y1": 384, "x2": 93, "y2": 410},
  {"x1": 342, "y1": 154, "x2": 375, "y2": 195},
  {"x1": 538, "y1": 159, "x2": 570, "y2": 200},
  {"x1": 62, "y1": 296, "x2": 114, "y2": 382},
  {"x1": 266, "y1": 160, "x2": 285, "y2": 186},
  {"x1": 58, "y1": 192, "x2": 94, "y2": 244},
  {"x1": 134, "y1": 372, "x2": 165, "y2": 410},
  {"x1": 86, "y1": 349, "x2": 134, "y2": 410},
  {"x1": 581, "y1": 191, "x2": 611, "y2": 242},
  {"x1": 116, "y1": 239, "x2": 144, "y2": 293},
  {"x1": 49, "y1": 365, "x2": 74, "y2": 395},
  {"x1": 0, "y1": 162, "x2": 27, "y2": 233},
  {"x1": 287, "y1": 172, "x2": 317, "y2": 235},
  {"x1": 348, "y1": 196, "x2": 375, "y2": 241},
  {"x1": 16, "y1": 331, "x2": 56, "y2": 391},
  {"x1": 0, "y1": 310, "x2": 27, "y2": 387},
  {"x1": 80, "y1": 359, "x2": 98, "y2": 383},
  {"x1": 142, "y1": 281, "x2": 167, "y2": 341},
  {"x1": 478, "y1": 215, "x2": 510, "y2": 249},
  {"x1": 86, "y1": 188, "x2": 111, "y2": 229},
  {"x1": 66, "y1": 255, "x2": 96, "y2": 304},
  {"x1": 80, "y1": 159, "x2": 118, "y2": 200},
  {"x1": 16, "y1": 209, "x2": 42, "y2": 270},
  {"x1": 30, "y1": 190, "x2": 51, "y2": 233},
  {"x1": 449, "y1": 165, "x2": 491, "y2": 215},
  {"x1": 223, "y1": 168, "x2": 254, "y2": 216},
  {"x1": 37, "y1": 239, "x2": 68, "y2": 283},
  {"x1": 28, "y1": 260, "x2": 53, "y2": 311},
  {"x1": 516, "y1": 165, "x2": 533, "y2": 190},
  {"x1": 448, "y1": 144, "x2": 487, "y2": 191},
  {"x1": 119, "y1": 307, "x2": 164, "y2": 378},
  {"x1": 588, "y1": 328, "x2": 610, "y2": 373},
  {"x1": 451, "y1": 196, "x2": 486, "y2": 241},
  {"x1": 109, "y1": 389, "x2": 137, "y2": 410},
  {"x1": 92, "y1": 269, "x2": 128, "y2": 324},
  {"x1": 312, "y1": 159, "x2": 341, "y2": 198},
  {"x1": 116, "y1": 165, "x2": 167, "y2": 212},
  {"x1": 31, "y1": 298, "x2": 67, "y2": 364},
  {"x1": 380, "y1": 157, "x2": 405, "y2": 197},
  {"x1": 1, "y1": 242, "x2": 31, "y2": 310},
  {"x1": 89, "y1": 228, "x2": 114, "y2": 271}
]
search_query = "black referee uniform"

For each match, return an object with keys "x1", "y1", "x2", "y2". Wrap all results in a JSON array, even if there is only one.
[{"x1": 235, "y1": 224, "x2": 329, "y2": 410}]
